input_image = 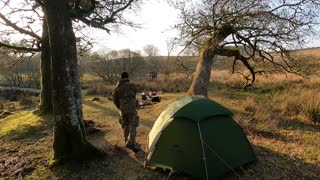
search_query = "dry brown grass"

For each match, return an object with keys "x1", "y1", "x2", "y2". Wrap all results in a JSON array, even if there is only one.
[
  {"x1": 0, "y1": 86, "x2": 319, "y2": 179},
  {"x1": 292, "y1": 47, "x2": 320, "y2": 57},
  {"x1": 211, "y1": 69, "x2": 320, "y2": 123},
  {"x1": 275, "y1": 88, "x2": 320, "y2": 123},
  {"x1": 85, "y1": 83, "x2": 114, "y2": 97},
  {"x1": 134, "y1": 78, "x2": 191, "y2": 93},
  {"x1": 1, "y1": 48, "x2": 320, "y2": 179},
  {"x1": 211, "y1": 70, "x2": 305, "y2": 86},
  {"x1": 235, "y1": 97, "x2": 278, "y2": 133}
]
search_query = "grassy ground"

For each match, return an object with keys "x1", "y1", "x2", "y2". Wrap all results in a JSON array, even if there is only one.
[{"x1": 0, "y1": 77, "x2": 320, "y2": 179}]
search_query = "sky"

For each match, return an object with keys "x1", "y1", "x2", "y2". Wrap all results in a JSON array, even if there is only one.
[
  {"x1": 90, "y1": 0, "x2": 180, "y2": 56},
  {"x1": 0, "y1": 0, "x2": 180, "y2": 56},
  {"x1": 1, "y1": 0, "x2": 320, "y2": 56},
  {"x1": 89, "y1": 0, "x2": 320, "y2": 56}
]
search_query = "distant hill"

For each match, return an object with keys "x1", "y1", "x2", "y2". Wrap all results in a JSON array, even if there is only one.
[
  {"x1": 291, "y1": 47, "x2": 320, "y2": 52},
  {"x1": 289, "y1": 47, "x2": 320, "y2": 57},
  {"x1": 85, "y1": 47, "x2": 320, "y2": 74}
]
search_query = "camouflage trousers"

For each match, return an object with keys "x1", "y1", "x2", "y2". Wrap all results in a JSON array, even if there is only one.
[{"x1": 119, "y1": 111, "x2": 139, "y2": 146}]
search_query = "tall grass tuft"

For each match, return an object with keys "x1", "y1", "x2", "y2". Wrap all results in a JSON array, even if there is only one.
[
  {"x1": 273, "y1": 88, "x2": 320, "y2": 123},
  {"x1": 301, "y1": 100, "x2": 320, "y2": 123},
  {"x1": 235, "y1": 97, "x2": 278, "y2": 133}
]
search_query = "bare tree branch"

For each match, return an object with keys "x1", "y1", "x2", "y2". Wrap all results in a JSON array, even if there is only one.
[
  {"x1": 0, "y1": 12, "x2": 41, "y2": 40},
  {"x1": 0, "y1": 41, "x2": 40, "y2": 52},
  {"x1": 174, "y1": 0, "x2": 320, "y2": 88}
]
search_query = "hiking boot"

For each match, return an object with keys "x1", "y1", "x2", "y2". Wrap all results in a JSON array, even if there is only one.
[{"x1": 125, "y1": 143, "x2": 140, "y2": 153}]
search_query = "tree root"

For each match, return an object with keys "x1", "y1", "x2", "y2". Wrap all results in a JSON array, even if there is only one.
[{"x1": 49, "y1": 142, "x2": 106, "y2": 168}]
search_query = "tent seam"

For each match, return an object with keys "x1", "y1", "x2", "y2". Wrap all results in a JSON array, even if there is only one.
[{"x1": 197, "y1": 122, "x2": 209, "y2": 180}]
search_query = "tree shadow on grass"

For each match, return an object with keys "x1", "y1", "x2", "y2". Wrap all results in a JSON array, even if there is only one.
[
  {"x1": 83, "y1": 100, "x2": 119, "y2": 117},
  {"x1": 278, "y1": 118, "x2": 320, "y2": 132},
  {"x1": 51, "y1": 129, "x2": 166, "y2": 180},
  {"x1": 243, "y1": 126, "x2": 317, "y2": 146},
  {"x1": 171, "y1": 144, "x2": 320, "y2": 180},
  {"x1": 246, "y1": 129, "x2": 289, "y2": 142},
  {"x1": 231, "y1": 145, "x2": 320, "y2": 179},
  {"x1": 139, "y1": 118, "x2": 155, "y2": 128}
]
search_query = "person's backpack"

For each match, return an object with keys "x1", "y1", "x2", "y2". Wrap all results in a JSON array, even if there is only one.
[{"x1": 151, "y1": 96, "x2": 161, "y2": 102}]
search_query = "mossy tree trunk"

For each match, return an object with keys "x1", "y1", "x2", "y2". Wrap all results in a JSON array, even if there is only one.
[
  {"x1": 43, "y1": 0, "x2": 100, "y2": 163},
  {"x1": 37, "y1": 18, "x2": 52, "y2": 114}
]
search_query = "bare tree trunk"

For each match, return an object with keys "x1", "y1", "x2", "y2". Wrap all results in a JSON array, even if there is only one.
[
  {"x1": 36, "y1": 18, "x2": 52, "y2": 114},
  {"x1": 43, "y1": 0, "x2": 101, "y2": 165},
  {"x1": 187, "y1": 25, "x2": 234, "y2": 97},
  {"x1": 188, "y1": 46, "x2": 215, "y2": 97}
]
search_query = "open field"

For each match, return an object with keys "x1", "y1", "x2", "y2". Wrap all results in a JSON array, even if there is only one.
[
  {"x1": 1, "y1": 71, "x2": 319, "y2": 179},
  {"x1": 0, "y1": 48, "x2": 320, "y2": 179},
  {"x1": 1, "y1": 0, "x2": 320, "y2": 178}
]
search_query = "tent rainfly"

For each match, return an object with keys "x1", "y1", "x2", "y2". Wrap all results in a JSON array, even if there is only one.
[{"x1": 145, "y1": 96, "x2": 256, "y2": 179}]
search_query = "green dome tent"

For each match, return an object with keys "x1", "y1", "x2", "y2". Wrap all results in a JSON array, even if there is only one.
[{"x1": 145, "y1": 96, "x2": 256, "y2": 179}]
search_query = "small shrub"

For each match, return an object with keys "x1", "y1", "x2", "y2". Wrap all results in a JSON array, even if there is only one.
[
  {"x1": 302, "y1": 101, "x2": 320, "y2": 123},
  {"x1": 4, "y1": 103, "x2": 15, "y2": 111},
  {"x1": 19, "y1": 97, "x2": 34, "y2": 106},
  {"x1": 17, "y1": 93, "x2": 34, "y2": 106}
]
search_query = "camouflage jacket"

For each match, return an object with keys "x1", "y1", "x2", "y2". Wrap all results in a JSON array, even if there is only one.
[{"x1": 113, "y1": 78, "x2": 137, "y2": 113}]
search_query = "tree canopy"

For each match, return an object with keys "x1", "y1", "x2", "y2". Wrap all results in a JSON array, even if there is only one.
[
  {"x1": 174, "y1": 0, "x2": 320, "y2": 91},
  {"x1": 0, "y1": 0, "x2": 140, "y2": 164},
  {"x1": 143, "y1": 44, "x2": 160, "y2": 56}
]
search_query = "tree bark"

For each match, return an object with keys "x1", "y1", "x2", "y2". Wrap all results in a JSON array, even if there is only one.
[
  {"x1": 36, "y1": 18, "x2": 52, "y2": 114},
  {"x1": 43, "y1": 0, "x2": 101, "y2": 164},
  {"x1": 188, "y1": 25, "x2": 234, "y2": 97},
  {"x1": 187, "y1": 45, "x2": 215, "y2": 97}
]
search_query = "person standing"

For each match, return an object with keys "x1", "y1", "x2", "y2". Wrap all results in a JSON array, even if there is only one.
[{"x1": 113, "y1": 72, "x2": 139, "y2": 152}]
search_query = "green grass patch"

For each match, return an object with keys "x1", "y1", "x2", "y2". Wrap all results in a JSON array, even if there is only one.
[{"x1": 0, "y1": 111, "x2": 50, "y2": 140}]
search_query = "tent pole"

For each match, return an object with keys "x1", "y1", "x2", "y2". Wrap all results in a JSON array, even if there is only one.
[
  {"x1": 203, "y1": 141, "x2": 242, "y2": 178},
  {"x1": 144, "y1": 135, "x2": 149, "y2": 168},
  {"x1": 197, "y1": 123, "x2": 209, "y2": 180}
]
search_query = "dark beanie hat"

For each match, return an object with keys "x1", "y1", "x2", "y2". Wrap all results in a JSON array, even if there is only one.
[{"x1": 121, "y1": 72, "x2": 129, "y2": 79}]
